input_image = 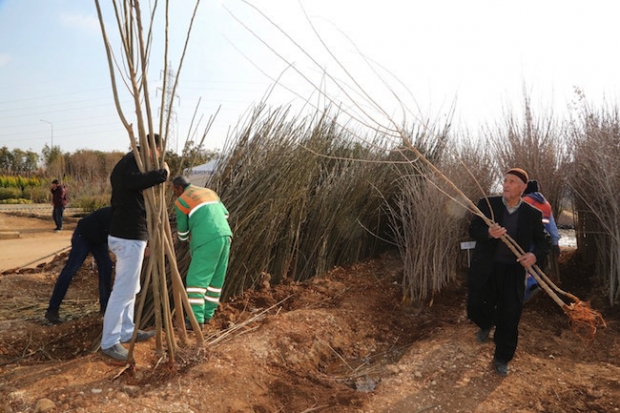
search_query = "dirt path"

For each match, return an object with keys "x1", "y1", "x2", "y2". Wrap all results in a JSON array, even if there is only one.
[
  {"x1": 0, "y1": 213, "x2": 618, "y2": 413},
  {"x1": 0, "y1": 212, "x2": 76, "y2": 271}
]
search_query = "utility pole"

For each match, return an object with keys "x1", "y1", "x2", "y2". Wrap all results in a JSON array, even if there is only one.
[
  {"x1": 40, "y1": 119, "x2": 54, "y2": 148},
  {"x1": 158, "y1": 64, "x2": 180, "y2": 153}
]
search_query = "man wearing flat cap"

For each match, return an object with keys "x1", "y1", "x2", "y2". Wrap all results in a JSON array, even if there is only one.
[{"x1": 467, "y1": 168, "x2": 550, "y2": 376}]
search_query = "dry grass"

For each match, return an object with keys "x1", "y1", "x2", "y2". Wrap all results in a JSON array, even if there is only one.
[
  {"x1": 568, "y1": 103, "x2": 620, "y2": 305},
  {"x1": 169, "y1": 106, "x2": 493, "y2": 306},
  {"x1": 199, "y1": 106, "x2": 399, "y2": 299},
  {"x1": 485, "y1": 93, "x2": 570, "y2": 213}
]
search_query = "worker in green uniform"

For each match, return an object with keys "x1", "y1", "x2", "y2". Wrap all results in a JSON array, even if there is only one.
[{"x1": 171, "y1": 176, "x2": 233, "y2": 330}]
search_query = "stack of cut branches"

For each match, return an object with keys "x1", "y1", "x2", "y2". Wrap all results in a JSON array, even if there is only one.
[{"x1": 94, "y1": 0, "x2": 205, "y2": 366}]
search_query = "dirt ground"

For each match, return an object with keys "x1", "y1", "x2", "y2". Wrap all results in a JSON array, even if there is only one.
[{"x1": 0, "y1": 212, "x2": 619, "y2": 413}]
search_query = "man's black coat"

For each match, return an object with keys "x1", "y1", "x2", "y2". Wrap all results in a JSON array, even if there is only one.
[{"x1": 468, "y1": 195, "x2": 551, "y2": 290}]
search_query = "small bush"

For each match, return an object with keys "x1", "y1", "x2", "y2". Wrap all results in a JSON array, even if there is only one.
[
  {"x1": 0, "y1": 198, "x2": 32, "y2": 204},
  {"x1": 0, "y1": 175, "x2": 41, "y2": 189},
  {"x1": 22, "y1": 186, "x2": 49, "y2": 203},
  {"x1": 0, "y1": 187, "x2": 22, "y2": 200},
  {"x1": 70, "y1": 195, "x2": 110, "y2": 213}
]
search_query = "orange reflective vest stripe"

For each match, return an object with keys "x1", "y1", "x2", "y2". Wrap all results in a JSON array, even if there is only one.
[
  {"x1": 523, "y1": 196, "x2": 552, "y2": 224},
  {"x1": 174, "y1": 186, "x2": 220, "y2": 216}
]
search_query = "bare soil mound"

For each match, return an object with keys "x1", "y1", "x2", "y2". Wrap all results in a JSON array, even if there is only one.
[{"x1": 0, "y1": 214, "x2": 619, "y2": 413}]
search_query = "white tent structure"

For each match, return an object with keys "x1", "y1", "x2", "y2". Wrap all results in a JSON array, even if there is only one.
[{"x1": 183, "y1": 159, "x2": 218, "y2": 187}]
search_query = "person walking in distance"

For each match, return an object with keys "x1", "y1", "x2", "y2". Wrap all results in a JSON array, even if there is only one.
[
  {"x1": 467, "y1": 168, "x2": 550, "y2": 376},
  {"x1": 45, "y1": 206, "x2": 113, "y2": 324},
  {"x1": 100, "y1": 134, "x2": 169, "y2": 361},
  {"x1": 51, "y1": 179, "x2": 68, "y2": 232},
  {"x1": 171, "y1": 176, "x2": 233, "y2": 330}
]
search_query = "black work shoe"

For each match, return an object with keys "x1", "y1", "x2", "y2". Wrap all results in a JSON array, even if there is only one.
[
  {"x1": 185, "y1": 319, "x2": 204, "y2": 331},
  {"x1": 476, "y1": 327, "x2": 491, "y2": 343},
  {"x1": 102, "y1": 343, "x2": 129, "y2": 361},
  {"x1": 493, "y1": 358, "x2": 509, "y2": 376},
  {"x1": 121, "y1": 330, "x2": 156, "y2": 343},
  {"x1": 135, "y1": 330, "x2": 156, "y2": 342},
  {"x1": 45, "y1": 309, "x2": 63, "y2": 325}
]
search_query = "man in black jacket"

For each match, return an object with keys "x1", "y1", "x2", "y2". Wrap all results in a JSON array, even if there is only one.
[
  {"x1": 45, "y1": 206, "x2": 113, "y2": 324},
  {"x1": 101, "y1": 135, "x2": 169, "y2": 361},
  {"x1": 467, "y1": 168, "x2": 550, "y2": 376}
]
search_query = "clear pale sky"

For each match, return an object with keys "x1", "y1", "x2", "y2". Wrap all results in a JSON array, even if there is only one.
[{"x1": 1, "y1": 0, "x2": 619, "y2": 155}]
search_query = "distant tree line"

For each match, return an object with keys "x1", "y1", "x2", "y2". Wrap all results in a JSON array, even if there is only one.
[
  {"x1": 0, "y1": 143, "x2": 217, "y2": 210},
  {"x1": 0, "y1": 147, "x2": 39, "y2": 173},
  {"x1": 0, "y1": 144, "x2": 217, "y2": 177}
]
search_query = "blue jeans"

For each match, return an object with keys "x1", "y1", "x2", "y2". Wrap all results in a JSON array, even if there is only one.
[
  {"x1": 53, "y1": 206, "x2": 65, "y2": 230},
  {"x1": 47, "y1": 229, "x2": 113, "y2": 313},
  {"x1": 101, "y1": 236, "x2": 147, "y2": 350}
]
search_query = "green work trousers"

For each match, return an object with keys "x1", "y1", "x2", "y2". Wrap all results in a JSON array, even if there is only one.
[{"x1": 186, "y1": 236, "x2": 231, "y2": 323}]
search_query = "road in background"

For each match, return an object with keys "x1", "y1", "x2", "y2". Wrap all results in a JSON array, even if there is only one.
[
  {"x1": 0, "y1": 209, "x2": 78, "y2": 272},
  {"x1": 0, "y1": 236, "x2": 72, "y2": 271}
]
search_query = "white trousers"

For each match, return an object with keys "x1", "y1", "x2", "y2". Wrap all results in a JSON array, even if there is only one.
[{"x1": 101, "y1": 236, "x2": 147, "y2": 350}]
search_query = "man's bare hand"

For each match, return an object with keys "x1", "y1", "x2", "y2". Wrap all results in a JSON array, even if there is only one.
[
  {"x1": 488, "y1": 223, "x2": 507, "y2": 239},
  {"x1": 517, "y1": 252, "x2": 536, "y2": 268},
  {"x1": 163, "y1": 162, "x2": 170, "y2": 180}
]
